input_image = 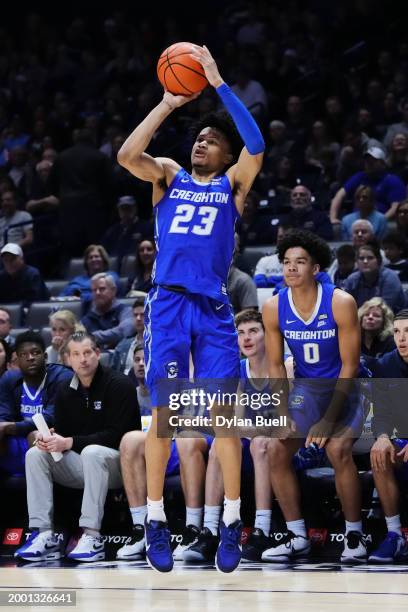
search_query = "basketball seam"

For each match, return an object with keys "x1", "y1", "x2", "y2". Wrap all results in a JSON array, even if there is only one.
[
  {"x1": 166, "y1": 63, "x2": 194, "y2": 95},
  {"x1": 165, "y1": 62, "x2": 207, "y2": 79}
]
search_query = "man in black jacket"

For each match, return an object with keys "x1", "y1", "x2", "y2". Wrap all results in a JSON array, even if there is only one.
[
  {"x1": 0, "y1": 331, "x2": 71, "y2": 477},
  {"x1": 366, "y1": 309, "x2": 408, "y2": 563},
  {"x1": 15, "y1": 331, "x2": 140, "y2": 563}
]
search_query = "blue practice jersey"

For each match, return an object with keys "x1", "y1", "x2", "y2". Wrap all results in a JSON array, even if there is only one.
[
  {"x1": 152, "y1": 168, "x2": 240, "y2": 303},
  {"x1": 278, "y1": 282, "x2": 341, "y2": 379},
  {"x1": 20, "y1": 380, "x2": 45, "y2": 420}
]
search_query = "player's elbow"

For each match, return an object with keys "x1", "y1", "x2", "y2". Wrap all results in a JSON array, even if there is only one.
[{"x1": 117, "y1": 146, "x2": 130, "y2": 168}]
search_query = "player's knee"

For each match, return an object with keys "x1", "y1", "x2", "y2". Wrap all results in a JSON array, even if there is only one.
[
  {"x1": 81, "y1": 444, "x2": 106, "y2": 463},
  {"x1": 250, "y1": 437, "x2": 269, "y2": 460},
  {"x1": 177, "y1": 437, "x2": 206, "y2": 460},
  {"x1": 26, "y1": 445, "x2": 46, "y2": 464},
  {"x1": 268, "y1": 440, "x2": 291, "y2": 467},
  {"x1": 326, "y1": 442, "x2": 352, "y2": 467},
  {"x1": 120, "y1": 431, "x2": 146, "y2": 457}
]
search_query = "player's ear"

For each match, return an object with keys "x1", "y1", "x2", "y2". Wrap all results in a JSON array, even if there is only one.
[{"x1": 312, "y1": 263, "x2": 320, "y2": 276}]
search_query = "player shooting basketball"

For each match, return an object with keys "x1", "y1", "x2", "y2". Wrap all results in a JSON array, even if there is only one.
[{"x1": 118, "y1": 45, "x2": 264, "y2": 573}]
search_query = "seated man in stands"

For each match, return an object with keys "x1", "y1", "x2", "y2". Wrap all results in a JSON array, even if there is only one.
[
  {"x1": 253, "y1": 223, "x2": 292, "y2": 287},
  {"x1": 101, "y1": 195, "x2": 153, "y2": 260},
  {"x1": 15, "y1": 331, "x2": 140, "y2": 562},
  {"x1": 367, "y1": 310, "x2": 408, "y2": 563},
  {"x1": 0, "y1": 331, "x2": 71, "y2": 478},
  {"x1": 0, "y1": 190, "x2": 33, "y2": 250},
  {"x1": 0, "y1": 243, "x2": 50, "y2": 306},
  {"x1": 117, "y1": 343, "x2": 212, "y2": 561},
  {"x1": 276, "y1": 185, "x2": 333, "y2": 241},
  {"x1": 110, "y1": 297, "x2": 145, "y2": 373},
  {"x1": 81, "y1": 273, "x2": 133, "y2": 349}
]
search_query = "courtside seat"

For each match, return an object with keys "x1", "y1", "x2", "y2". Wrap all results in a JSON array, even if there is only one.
[
  {"x1": 45, "y1": 280, "x2": 68, "y2": 297},
  {"x1": 25, "y1": 301, "x2": 84, "y2": 329},
  {"x1": 120, "y1": 255, "x2": 137, "y2": 278},
  {"x1": 0, "y1": 303, "x2": 22, "y2": 327}
]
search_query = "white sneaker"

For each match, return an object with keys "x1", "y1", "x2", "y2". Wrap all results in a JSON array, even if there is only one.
[
  {"x1": 116, "y1": 525, "x2": 145, "y2": 560},
  {"x1": 67, "y1": 533, "x2": 105, "y2": 562},
  {"x1": 262, "y1": 532, "x2": 311, "y2": 562},
  {"x1": 14, "y1": 530, "x2": 62, "y2": 561},
  {"x1": 341, "y1": 531, "x2": 367, "y2": 564},
  {"x1": 173, "y1": 525, "x2": 200, "y2": 561}
]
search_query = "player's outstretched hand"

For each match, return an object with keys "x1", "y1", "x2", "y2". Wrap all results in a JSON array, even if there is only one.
[
  {"x1": 305, "y1": 419, "x2": 332, "y2": 449},
  {"x1": 190, "y1": 45, "x2": 223, "y2": 88},
  {"x1": 162, "y1": 90, "x2": 200, "y2": 110},
  {"x1": 397, "y1": 444, "x2": 408, "y2": 463}
]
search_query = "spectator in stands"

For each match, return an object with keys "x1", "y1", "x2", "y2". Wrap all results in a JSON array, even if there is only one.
[
  {"x1": 0, "y1": 243, "x2": 50, "y2": 306},
  {"x1": 386, "y1": 133, "x2": 408, "y2": 183},
  {"x1": 330, "y1": 146, "x2": 406, "y2": 223},
  {"x1": 367, "y1": 310, "x2": 408, "y2": 563},
  {"x1": 49, "y1": 128, "x2": 115, "y2": 257},
  {"x1": 25, "y1": 160, "x2": 59, "y2": 215},
  {"x1": 14, "y1": 331, "x2": 140, "y2": 562},
  {"x1": 0, "y1": 308, "x2": 14, "y2": 346},
  {"x1": 336, "y1": 123, "x2": 369, "y2": 184},
  {"x1": 358, "y1": 297, "x2": 395, "y2": 357},
  {"x1": 253, "y1": 224, "x2": 292, "y2": 287},
  {"x1": 304, "y1": 120, "x2": 340, "y2": 182},
  {"x1": 341, "y1": 185, "x2": 388, "y2": 241},
  {"x1": 237, "y1": 190, "x2": 278, "y2": 247},
  {"x1": 264, "y1": 120, "x2": 294, "y2": 169},
  {"x1": 0, "y1": 339, "x2": 11, "y2": 377},
  {"x1": 46, "y1": 310, "x2": 84, "y2": 365},
  {"x1": 383, "y1": 98, "x2": 408, "y2": 148},
  {"x1": 111, "y1": 297, "x2": 145, "y2": 373},
  {"x1": 60, "y1": 244, "x2": 121, "y2": 303},
  {"x1": 0, "y1": 190, "x2": 33, "y2": 249},
  {"x1": 395, "y1": 200, "x2": 408, "y2": 239},
  {"x1": 344, "y1": 242, "x2": 405, "y2": 312},
  {"x1": 382, "y1": 232, "x2": 408, "y2": 281},
  {"x1": 0, "y1": 331, "x2": 71, "y2": 477},
  {"x1": 127, "y1": 239, "x2": 156, "y2": 295},
  {"x1": 81, "y1": 273, "x2": 133, "y2": 349},
  {"x1": 231, "y1": 67, "x2": 268, "y2": 122},
  {"x1": 332, "y1": 244, "x2": 356, "y2": 289},
  {"x1": 101, "y1": 195, "x2": 153, "y2": 260},
  {"x1": 278, "y1": 185, "x2": 333, "y2": 241}
]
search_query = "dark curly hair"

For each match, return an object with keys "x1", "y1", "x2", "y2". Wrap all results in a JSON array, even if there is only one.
[
  {"x1": 277, "y1": 229, "x2": 332, "y2": 270},
  {"x1": 190, "y1": 110, "x2": 243, "y2": 168}
]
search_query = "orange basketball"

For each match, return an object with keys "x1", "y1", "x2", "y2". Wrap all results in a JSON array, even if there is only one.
[{"x1": 157, "y1": 42, "x2": 208, "y2": 96}]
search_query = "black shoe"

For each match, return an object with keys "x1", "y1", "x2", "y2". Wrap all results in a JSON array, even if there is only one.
[
  {"x1": 173, "y1": 525, "x2": 200, "y2": 560},
  {"x1": 183, "y1": 527, "x2": 219, "y2": 562},
  {"x1": 242, "y1": 528, "x2": 272, "y2": 562}
]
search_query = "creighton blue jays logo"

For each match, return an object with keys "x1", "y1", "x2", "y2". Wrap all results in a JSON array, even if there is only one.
[
  {"x1": 93, "y1": 401, "x2": 102, "y2": 411},
  {"x1": 166, "y1": 361, "x2": 178, "y2": 379}
]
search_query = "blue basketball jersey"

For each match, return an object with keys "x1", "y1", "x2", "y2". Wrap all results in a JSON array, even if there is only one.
[
  {"x1": 239, "y1": 358, "x2": 273, "y2": 421},
  {"x1": 20, "y1": 379, "x2": 46, "y2": 420},
  {"x1": 278, "y1": 282, "x2": 341, "y2": 378},
  {"x1": 152, "y1": 168, "x2": 239, "y2": 303}
]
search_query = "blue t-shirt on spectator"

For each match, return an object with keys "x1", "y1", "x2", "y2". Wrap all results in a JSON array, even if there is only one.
[
  {"x1": 343, "y1": 171, "x2": 406, "y2": 214},
  {"x1": 341, "y1": 210, "x2": 388, "y2": 240}
]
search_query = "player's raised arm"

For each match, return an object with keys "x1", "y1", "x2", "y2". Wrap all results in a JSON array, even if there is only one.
[
  {"x1": 191, "y1": 45, "x2": 265, "y2": 211},
  {"x1": 117, "y1": 91, "x2": 198, "y2": 186}
]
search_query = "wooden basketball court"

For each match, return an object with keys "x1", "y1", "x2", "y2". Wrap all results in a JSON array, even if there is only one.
[{"x1": 1, "y1": 560, "x2": 407, "y2": 611}]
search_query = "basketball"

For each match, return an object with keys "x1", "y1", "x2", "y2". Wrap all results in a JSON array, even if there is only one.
[{"x1": 157, "y1": 42, "x2": 208, "y2": 96}]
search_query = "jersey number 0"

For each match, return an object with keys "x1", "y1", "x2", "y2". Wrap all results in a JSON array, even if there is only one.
[{"x1": 169, "y1": 204, "x2": 218, "y2": 236}]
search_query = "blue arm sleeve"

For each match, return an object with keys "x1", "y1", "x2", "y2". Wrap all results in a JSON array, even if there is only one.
[{"x1": 215, "y1": 83, "x2": 265, "y2": 155}]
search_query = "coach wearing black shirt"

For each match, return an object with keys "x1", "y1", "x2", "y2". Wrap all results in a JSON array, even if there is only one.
[{"x1": 16, "y1": 331, "x2": 140, "y2": 563}]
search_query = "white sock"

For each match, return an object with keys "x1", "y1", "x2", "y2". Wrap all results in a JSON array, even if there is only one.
[
  {"x1": 130, "y1": 505, "x2": 147, "y2": 527},
  {"x1": 254, "y1": 509, "x2": 272, "y2": 536},
  {"x1": 147, "y1": 497, "x2": 166, "y2": 522},
  {"x1": 287, "y1": 519, "x2": 307, "y2": 538},
  {"x1": 345, "y1": 520, "x2": 362, "y2": 535},
  {"x1": 204, "y1": 505, "x2": 222, "y2": 536},
  {"x1": 385, "y1": 514, "x2": 402, "y2": 536},
  {"x1": 223, "y1": 497, "x2": 241, "y2": 527},
  {"x1": 186, "y1": 506, "x2": 203, "y2": 530}
]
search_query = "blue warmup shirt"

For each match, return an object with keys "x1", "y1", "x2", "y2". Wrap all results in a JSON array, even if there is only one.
[
  {"x1": 152, "y1": 168, "x2": 239, "y2": 303},
  {"x1": 278, "y1": 282, "x2": 341, "y2": 379},
  {"x1": 19, "y1": 377, "x2": 46, "y2": 420}
]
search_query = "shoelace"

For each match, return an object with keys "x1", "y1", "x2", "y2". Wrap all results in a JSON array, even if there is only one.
[
  {"x1": 222, "y1": 526, "x2": 240, "y2": 552},
  {"x1": 148, "y1": 526, "x2": 170, "y2": 552},
  {"x1": 31, "y1": 532, "x2": 54, "y2": 548}
]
